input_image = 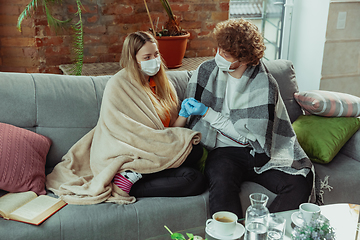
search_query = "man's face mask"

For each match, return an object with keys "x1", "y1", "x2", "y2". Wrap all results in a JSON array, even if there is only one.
[{"x1": 214, "y1": 49, "x2": 238, "y2": 72}]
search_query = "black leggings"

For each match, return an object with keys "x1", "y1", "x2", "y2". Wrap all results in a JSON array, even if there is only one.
[{"x1": 129, "y1": 144, "x2": 207, "y2": 197}]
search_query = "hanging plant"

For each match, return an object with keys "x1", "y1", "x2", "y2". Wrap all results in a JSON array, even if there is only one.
[{"x1": 17, "y1": 0, "x2": 84, "y2": 75}]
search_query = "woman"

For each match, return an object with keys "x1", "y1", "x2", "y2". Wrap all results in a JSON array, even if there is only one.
[
  {"x1": 116, "y1": 31, "x2": 206, "y2": 197},
  {"x1": 183, "y1": 19, "x2": 315, "y2": 218},
  {"x1": 46, "y1": 31, "x2": 206, "y2": 204}
]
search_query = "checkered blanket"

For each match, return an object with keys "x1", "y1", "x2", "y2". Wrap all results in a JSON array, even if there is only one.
[{"x1": 186, "y1": 59, "x2": 314, "y2": 179}]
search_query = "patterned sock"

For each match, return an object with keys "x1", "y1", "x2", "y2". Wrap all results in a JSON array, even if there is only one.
[{"x1": 113, "y1": 170, "x2": 142, "y2": 193}]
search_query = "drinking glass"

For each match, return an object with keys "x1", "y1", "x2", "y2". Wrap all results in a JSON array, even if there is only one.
[{"x1": 267, "y1": 214, "x2": 286, "y2": 240}]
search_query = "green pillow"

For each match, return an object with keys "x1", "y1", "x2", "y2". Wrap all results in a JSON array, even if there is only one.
[{"x1": 292, "y1": 115, "x2": 360, "y2": 164}]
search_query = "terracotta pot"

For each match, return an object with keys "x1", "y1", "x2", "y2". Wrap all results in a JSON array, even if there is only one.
[{"x1": 156, "y1": 32, "x2": 190, "y2": 69}]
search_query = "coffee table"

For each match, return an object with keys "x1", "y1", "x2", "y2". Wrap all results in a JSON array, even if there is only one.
[{"x1": 146, "y1": 203, "x2": 360, "y2": 240}]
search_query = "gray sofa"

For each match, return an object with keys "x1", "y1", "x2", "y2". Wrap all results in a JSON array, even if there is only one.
[{"x1": 0, "y1": 59, "x2": 359, "y2": 240}]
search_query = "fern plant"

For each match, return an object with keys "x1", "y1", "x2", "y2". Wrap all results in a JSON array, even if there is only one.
[{"x1": 17, "y1": 0, "x2": 84, "y2": 75}]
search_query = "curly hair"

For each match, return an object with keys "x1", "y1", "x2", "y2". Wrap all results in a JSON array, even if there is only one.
[{"x1": 213, "y1": 18, "x2": 265, "y2": 66}]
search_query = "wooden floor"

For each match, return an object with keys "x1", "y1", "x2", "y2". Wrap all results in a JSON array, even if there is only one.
[{"x1": 59, "y1": 56, "x2": 213, "y2": 76}]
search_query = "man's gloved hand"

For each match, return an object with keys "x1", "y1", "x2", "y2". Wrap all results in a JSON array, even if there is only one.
[
  {"x1": 184, "y1": 98, "x2": 208, "y2": 116},
  {"x1": 178, "y1": 98, "x2": 191, "y2": 118}
]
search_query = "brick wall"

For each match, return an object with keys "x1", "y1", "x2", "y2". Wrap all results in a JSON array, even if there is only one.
[
  {"x1": 0, "y1": 1, "x2": 38, "y2": 73},
  {"x1": 0, "y1": 0, "x2": 229, "y2": 74}
]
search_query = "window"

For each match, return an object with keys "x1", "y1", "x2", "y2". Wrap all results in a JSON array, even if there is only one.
[{"x1": 229, "y1": 0, "x2": 286, "y2": 61}]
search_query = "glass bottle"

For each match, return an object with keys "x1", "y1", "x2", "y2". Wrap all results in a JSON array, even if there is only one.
[{"x1": 244, "y1": 193, "x2": 270, "y2": 240}]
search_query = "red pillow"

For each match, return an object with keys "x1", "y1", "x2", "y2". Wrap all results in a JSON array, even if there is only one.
[{"x1": 0, "y1": 123, "x2": 52, "y2": 195}]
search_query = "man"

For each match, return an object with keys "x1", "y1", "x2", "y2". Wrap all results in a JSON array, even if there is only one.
[{"x1": 181, "y1": 18, "x2": 315, "y2": 218}]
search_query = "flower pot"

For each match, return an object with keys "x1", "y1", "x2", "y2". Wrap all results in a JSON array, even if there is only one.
[{"x1": 156, "y1": 32, "x2": 190, "y2": 69}]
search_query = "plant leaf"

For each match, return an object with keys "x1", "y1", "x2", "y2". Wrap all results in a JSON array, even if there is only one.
[
  {"x1": 68, "y1": 0, "x2": 84, "y2": 75},
  {"x1": 186, "y1": 233, "x2": 194, "y2": 239},
  {"x1": 159, "y1": 0, "x2": 175, "y2": 20},
  {"x1": 17, "y1": 0, "x2": 39, "y2": 31},
  {"x1": 18, "y1": 0, "x2": 84, "y2": 75},
  {"x1": 43, "y1": 1, "x2": 71, "y2": 33},
  {"x1": 171, "y1": 233, "x2": 186, "y2": 240}
]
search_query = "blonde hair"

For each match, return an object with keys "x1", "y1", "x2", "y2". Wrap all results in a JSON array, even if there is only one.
[{"x1": 120, "y1": 31, "x2": 178, "y2": 124}]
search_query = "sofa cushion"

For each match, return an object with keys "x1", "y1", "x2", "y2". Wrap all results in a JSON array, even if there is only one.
[
  {"x1": 0, "y1": 72, "x2": 36, "y2": 127},
  {"x1": 313, "y1": 153, "x2": 360, "y2": 204},
  {"x1": 34, "y1": 75, "x2": 110, "y2": 170},
  {"x1": 339, "y1": 129, "x2": 360, "y2": 162},
  {"x1": 292, "y1": 115, "x2": 360, "y2": 164},
  {"x1": 263, "y1": 60, "x2": 303, "y2": 123},
  {"x1": 294, "y1": 90, "x2": 360, "y2": 117},
  {"x1": 0, "y1": 123, "x2": 52, "y2": 195},
  {"x1": 166, "y1": 70, "x2": 193, "y2": 102}
]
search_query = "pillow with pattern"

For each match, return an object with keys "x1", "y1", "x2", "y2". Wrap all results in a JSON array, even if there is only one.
[
  {"x1": 0, "y1": 123, "x2": 52, "y2": 195},
  {"x1": 294, "y1": 90, "x2": 360, "y2": 117}
]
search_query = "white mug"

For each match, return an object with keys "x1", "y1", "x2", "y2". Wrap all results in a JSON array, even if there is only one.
[
  {"x1": 299, "y1": 203, "x2": 321, "y2": 224},
  {"x1": 206, "y1": 211, "x2": 238, "y2": 236}
]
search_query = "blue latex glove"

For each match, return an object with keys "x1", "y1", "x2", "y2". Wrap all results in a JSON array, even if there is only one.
[
  {"x1": 184, "y1": 98, "x2": 208, "y2": 116},
  {"x1": 178, "y1": 98, "x2": 191, "y2": 118}
]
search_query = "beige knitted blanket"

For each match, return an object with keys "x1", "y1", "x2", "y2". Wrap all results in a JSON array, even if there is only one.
[{"x1": 46, "y1": 69, "x2": 201, "y2": 205}]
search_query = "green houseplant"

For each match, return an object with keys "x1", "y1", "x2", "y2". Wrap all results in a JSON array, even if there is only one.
[
  {"x1": 164, "y1": 226, "x2": 206, "y2": 240},
  {"x1": 17, "y1": 0, "x2": 84, "y2": 75},
  {"x1": 144, "y1": 0, "x2": 190, "y2": 68}
]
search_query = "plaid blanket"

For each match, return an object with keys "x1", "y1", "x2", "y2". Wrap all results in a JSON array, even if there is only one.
[{"x1": 186, "y1": 59, "x2": 314, "y2": 180}]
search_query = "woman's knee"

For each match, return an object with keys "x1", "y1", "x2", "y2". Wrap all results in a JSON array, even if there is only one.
[
  {"x1": 183, "y1": 144, "x2": 204, "y2": 168},
  {"x1": 180, "y1": 167, "x2": 207, "y2": 195}
]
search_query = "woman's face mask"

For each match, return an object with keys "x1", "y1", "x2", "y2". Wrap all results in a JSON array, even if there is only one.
[
  {"x1": 136, "y1": 41, "x2": 161, "y2": 76},
  {"x1": 215, "y1": 49, "x2": 239, "y2": 72},
  {"x1": 139, "y1": 56, "x2": 161, "y2": 76}
]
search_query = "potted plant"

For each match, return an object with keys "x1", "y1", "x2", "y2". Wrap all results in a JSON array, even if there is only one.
[
  {"x1": 291, "y1": 215, "x2": 335, "y2": 240},
  {"x1": 164, "y1": 226, "x2": 206, "y2": 240},
  {"x1": 144, "y1": 0, "x2": 190, "y2": 69},
  {"x1": 17, "y1": 0, "x2": 84, "y2": 75}
]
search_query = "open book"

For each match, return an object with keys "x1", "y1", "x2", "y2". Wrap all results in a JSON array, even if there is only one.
[{"x1": 0, "y1": 191, "x2": 67, "y2": 225}]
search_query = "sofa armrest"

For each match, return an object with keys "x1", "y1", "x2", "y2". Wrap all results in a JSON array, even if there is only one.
[{"x1": 340, "y1": 128, "x2": 360, "y2": 162}]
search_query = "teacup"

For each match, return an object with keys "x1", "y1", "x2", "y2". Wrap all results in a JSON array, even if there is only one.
[
  {"x1": 206, "y1": 211, "x2": 238, "y2": 236},
  {"x1": 298, "y1": 203, "x2": 321, "y2": 224}
]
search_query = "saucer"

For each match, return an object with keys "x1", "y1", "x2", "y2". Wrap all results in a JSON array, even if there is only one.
[
  {"x1": 291, "y1": 211, "x2": 305, "y2": 227},
  {"x1": 205, "y1": 222, "x2": 245, "y2": 240}
]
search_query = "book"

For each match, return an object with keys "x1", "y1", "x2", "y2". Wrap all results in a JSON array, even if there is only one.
[{"x1": 0, "y1": 191, "x2": 67, "y2": 225}]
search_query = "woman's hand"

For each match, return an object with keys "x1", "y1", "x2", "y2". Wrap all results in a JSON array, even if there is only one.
[
  {"x1": 178, "y1": 98, "x2": 191, "y2": 118},
  {"x1": 184, "y1": 98, "x2": 208, "y2": 116},
  {"x1": 172, "y1": 98, "x2": 208, "y2": 127}
]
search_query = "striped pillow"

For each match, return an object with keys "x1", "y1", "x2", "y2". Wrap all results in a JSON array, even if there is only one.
[{"x1": 294, "y1": 90, "x2": 360, "y2": 117}]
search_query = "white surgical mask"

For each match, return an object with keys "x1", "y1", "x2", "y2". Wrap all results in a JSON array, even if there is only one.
[
  {"x1": 139, "y1": 56, "x2": 161, "y2": 76},
  {"x1": 215, "y1": 49, "x2": 238, "y2": 72}
]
